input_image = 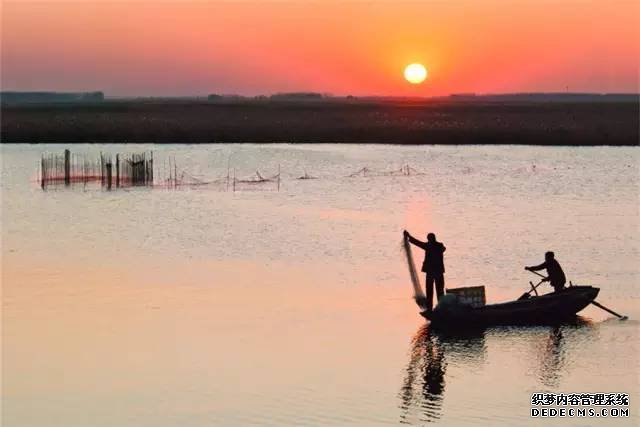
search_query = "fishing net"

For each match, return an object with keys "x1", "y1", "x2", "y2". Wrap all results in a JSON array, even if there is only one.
[
  {"x1": 39, "y1": 150, "x2": 154, "y2": 189},
  {"x1": 347, "y1": 164, "x2": 425, "y2": 178},
  {"x1": 233, "y1": 170, "x2": 281, "y2": 191},
  {"x1": 176, "y1": 170, "x2": 228, "y2": 187},
  {"x1": 297, "y1": 171, "x2": 318, "y2": 180},
  {"x1": 161, "y1": 167, "x2": 280, "y2": 192},
  {"x1": 402, "y1": 235, "x2": 427, "y2": 309}
]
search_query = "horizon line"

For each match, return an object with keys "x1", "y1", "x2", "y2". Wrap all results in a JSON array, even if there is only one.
[{"x1": 2, "y1": 90, "x2": 639, "y2": 99}]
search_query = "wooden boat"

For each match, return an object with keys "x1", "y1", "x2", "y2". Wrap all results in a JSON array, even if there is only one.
[{"x1": 422, "y1": 285, "x2": 600, "y2": 326}]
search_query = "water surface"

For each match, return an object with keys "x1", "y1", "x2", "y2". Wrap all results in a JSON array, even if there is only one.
[{"x1": 2, "y1": 144, "x2": 639, "y2": 426}]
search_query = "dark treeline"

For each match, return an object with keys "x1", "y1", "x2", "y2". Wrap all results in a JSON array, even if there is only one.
[
  {"x1": 1, "y1": 91, "x2": 104, "y2": 104},
  {"x1": 2, "y1": 97, "x2": 638, "y2": 145}
]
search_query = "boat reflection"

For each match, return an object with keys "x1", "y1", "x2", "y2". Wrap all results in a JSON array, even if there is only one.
[
  {"x1": 398, "y1": 324, "x2": 487, "y2": 424},
  {"x1": 399, "y1": 317, "x2": 595, "y2": 424},
  {"x1": 538, "y1": 326, "x2": 565, "y2": 388},
  {"x1": 533, "y1": 317, "x2": 595, "y2": 389}
]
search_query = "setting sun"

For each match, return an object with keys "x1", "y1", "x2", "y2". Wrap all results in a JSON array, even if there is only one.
[{"x1": 404, "y1": 63, "x2": 427, "y2": 84}]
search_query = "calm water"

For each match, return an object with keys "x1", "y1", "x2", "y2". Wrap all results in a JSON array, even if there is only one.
[{"x1": 2, "y1": 144, "x2": 639, "y2": 426}]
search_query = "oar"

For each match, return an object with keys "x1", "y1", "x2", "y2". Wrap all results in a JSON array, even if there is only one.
[
  {"x1": 528, "y1": 270, "x2": 547, "y2": 279},
  {"x1": 518, "y1": 278, "x2": 545, "y2": 300},
  {"x1": 591, "y1": 301, "x2": 628, "y2": 321},
  {"x1": 525, "y1": 269, "x2": 628, "y2": 320}
]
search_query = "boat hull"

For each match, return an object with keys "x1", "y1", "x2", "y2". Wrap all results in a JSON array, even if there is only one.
[{"x1": 421, "y1": 286, "x2": 600, "y2": 327}]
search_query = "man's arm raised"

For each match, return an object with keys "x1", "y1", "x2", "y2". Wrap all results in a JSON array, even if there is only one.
[{"x1": 404, "y1": 230, "x2": 427, "y2": 249}]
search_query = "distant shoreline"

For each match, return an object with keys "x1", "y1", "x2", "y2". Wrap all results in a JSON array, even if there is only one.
[{"x1": 2, "y1": 97, "x2": 638, "y2": 145}]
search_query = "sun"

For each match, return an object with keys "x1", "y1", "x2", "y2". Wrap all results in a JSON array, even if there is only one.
[{"x1": 404, "y1": 63, "x2": 427, "y2": 84}]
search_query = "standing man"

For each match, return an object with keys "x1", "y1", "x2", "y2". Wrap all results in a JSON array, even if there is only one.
[
  {"x1": 404, "y1": 230, "x2": 446, "y2": 312},
  {"x1": 525, "y1": 251, "x2": 566, "y2": 293}
]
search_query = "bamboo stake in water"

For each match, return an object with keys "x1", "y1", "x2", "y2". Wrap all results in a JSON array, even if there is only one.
[
  {"x1": 64, "y1": 149, "x2": 71, "y2": 186},
  {"x1": 41, "y1": 156, "x2": 45, "y2": 189},
  {"x1": 150, "y1": 151, "x2": 154, "y2": 186},
  {"x1": 106, "y1": 162, "x2": 112, "y2": 190},
  {"x1": 226, "y1": 157, "x2": 230, "y2": 192}
]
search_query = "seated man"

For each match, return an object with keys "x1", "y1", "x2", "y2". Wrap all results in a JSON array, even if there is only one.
[{"x1": 525, "y1": 251, "x2": 566, "y2": 292}]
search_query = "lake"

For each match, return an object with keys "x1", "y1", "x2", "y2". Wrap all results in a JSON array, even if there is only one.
[{"x1": 2, "y1": 143, "x2": 638, "y2": 426}]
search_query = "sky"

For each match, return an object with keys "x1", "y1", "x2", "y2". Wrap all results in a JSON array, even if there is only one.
[{"x1": 1, "y1": 0, "x2": 639, "y2": 97}]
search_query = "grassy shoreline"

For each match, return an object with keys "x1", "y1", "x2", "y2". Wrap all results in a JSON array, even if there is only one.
[{"x1": 2, "y1": 99, "x2": 638, "y2": 145}]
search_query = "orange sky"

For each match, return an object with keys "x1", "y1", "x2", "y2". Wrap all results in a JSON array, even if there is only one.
[{"x1": 2, "y1": 1, "x2": 638, "y2": 96}]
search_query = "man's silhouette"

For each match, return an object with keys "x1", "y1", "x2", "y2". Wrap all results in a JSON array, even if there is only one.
[
  {"x1": 404, "y1": 230, "x2": 446, "y2": 311},
  {"x1": 525, "y1": 251, "x2": 566, "y2": 293}
]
